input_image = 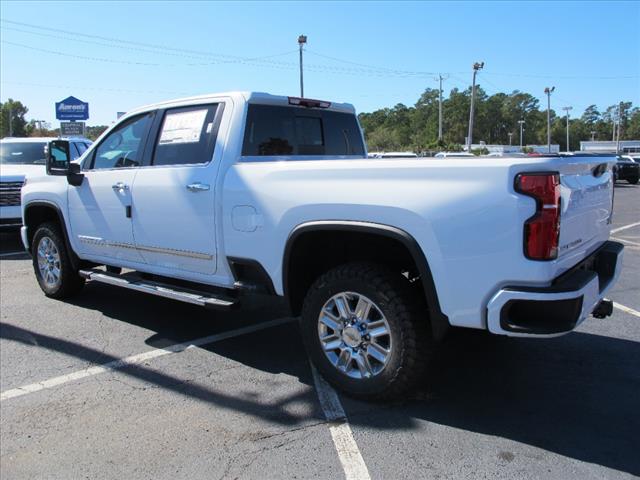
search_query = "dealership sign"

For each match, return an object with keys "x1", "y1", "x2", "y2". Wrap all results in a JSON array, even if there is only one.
[
  {"x1": 60, "y1": 121, "x2": 85, "y2": 136},
  {"x1": 55, "y1": 96, "x2": 89, "y2": 121}
]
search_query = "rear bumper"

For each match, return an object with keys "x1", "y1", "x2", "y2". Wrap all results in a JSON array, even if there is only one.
[{"x1": 487, "y1": 241, "x2": 624, "y2": 337}]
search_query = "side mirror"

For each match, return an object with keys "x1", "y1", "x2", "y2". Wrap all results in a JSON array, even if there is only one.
[
  {"x1": 46, "y1": 140, "x2": 84, "y2": 186},
  {"x1": 46, "y1": 140, "x2": 71, "y2": 175}
]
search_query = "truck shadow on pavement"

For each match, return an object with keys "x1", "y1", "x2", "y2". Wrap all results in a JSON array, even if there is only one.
[{"x1": 2, "y1": 282, "x2": 639, "y2": 476}]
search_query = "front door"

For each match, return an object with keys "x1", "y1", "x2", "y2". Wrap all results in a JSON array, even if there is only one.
[
  {"x1": 131, "y1": 103, "x2": 224, "y2": 275},
  {"x1": 68, "y1": 112, "x2": 154, "y2": 264}
]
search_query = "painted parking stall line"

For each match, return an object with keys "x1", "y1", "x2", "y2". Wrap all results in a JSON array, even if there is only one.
[
  {"x1": 613, "y1": 302, "x2": 640, "y2": 318},
  {"x1": 0, "y1": 251, "x2": 27, "y2": 258},
  {"x1": 0, "y1": 317, "x2": 294, "y2": 402},
  {"x1": 611, "y1": 222, "x2": 640, "y2": 234},
  {"x1": 311, "y1": 366, "x2": 371, "y2": 480}
]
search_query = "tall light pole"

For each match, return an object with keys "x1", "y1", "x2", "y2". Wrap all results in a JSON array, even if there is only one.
[
  {"x1": 467, "y1": 61, "x2": 484, "y2": 150},
  {"x1": 544, "y1": 86, "x2": 555, "y2": 153},
  {"x1": 591, "y1": 131, "x2": 596, "y2": 141},
  {"x1": 508, "y1": 132, "x2": 513, "y2": 146},
  {"x1": 562, "y1": 106, "x2": 573, "y2": 152},
  {"x1": 298, "y1": 35, "x2": 307, "y2": 98},
  {"x1": 518, "y1": 119, "x2": 525, "y2": 148}
]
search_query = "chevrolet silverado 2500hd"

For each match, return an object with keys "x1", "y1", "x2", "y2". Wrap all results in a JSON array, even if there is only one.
[{"x1": 20, "y1": 92, "x2": 623, "y2": 399}]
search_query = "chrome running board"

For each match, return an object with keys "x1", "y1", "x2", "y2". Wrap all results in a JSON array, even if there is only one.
[{"x1": 79, "y1": 269, "x2": 237, "y2": 310}]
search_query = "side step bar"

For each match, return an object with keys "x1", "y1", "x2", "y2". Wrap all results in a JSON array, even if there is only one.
[{"x1": 79, "y1": 269, "x2": 237, "y2": 310}]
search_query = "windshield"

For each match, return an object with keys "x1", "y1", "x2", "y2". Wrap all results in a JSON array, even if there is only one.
[{"x1": 0, "y1": 142, "x2": 47, "y2": 165}]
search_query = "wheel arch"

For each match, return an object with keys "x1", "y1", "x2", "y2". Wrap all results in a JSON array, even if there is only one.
[
  {"x1": 23, "y1": 201, "x2": 80, "y2": 269},
  {"x1": 282, "y1": 220, "x2": 450, "y2": 340}
]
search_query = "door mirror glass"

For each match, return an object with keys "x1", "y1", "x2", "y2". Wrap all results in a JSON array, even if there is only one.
[{"x1": 46, "y1": 140, "x2": 71, "y2": 175}]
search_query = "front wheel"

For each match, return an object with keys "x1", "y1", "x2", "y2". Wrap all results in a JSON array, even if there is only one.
[
  {"x1": 628, "y1": 177, "x2": 639, "y2": 185},
  {"x1": 32, "y1": 222, "x2": 85, "y2": 298},
  {"x1": 300, "y1": 263, "x2": 431, "y2": 400}
]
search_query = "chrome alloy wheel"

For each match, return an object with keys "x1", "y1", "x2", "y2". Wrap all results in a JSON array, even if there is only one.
[
  {"x1": 37, "y1": 236, "x2": 62, "y2": 289},
  {"x1": 317, "y1": 292, "x2": 392, "y2": 379}
]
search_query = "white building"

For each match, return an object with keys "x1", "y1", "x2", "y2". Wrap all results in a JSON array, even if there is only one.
[{"x1": 579, "y1": 140, "x2": 640, "y2": 154}]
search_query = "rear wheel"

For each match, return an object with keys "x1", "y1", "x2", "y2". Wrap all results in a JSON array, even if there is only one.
[
  {"x1": 300, "y1": 262, "x2": 431, "y2": 400},
  {"x1": 628, "y1": 176, "x2": 639, "y2": 185},
  {"x1": 32, "y1": 222, "x2": 84, "y2": 298}
]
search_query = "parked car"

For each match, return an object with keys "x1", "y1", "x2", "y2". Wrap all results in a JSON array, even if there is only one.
[
  {"x1": 20, "y1": 92, "x2": 623, "y2": 400},
  {"x1": 434, "y1": 151, "x2": 474, "y2": 158},
  {"x1": 613, "y1": 155, "x2": 639, "y2": 184},
  {"x1": 0, "y1": 137, "x2": 91, "y2": 230}
]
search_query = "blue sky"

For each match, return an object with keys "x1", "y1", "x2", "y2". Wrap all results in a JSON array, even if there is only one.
[{"x1": 1, "y1": 1, "x2": 639, "y2": 126}]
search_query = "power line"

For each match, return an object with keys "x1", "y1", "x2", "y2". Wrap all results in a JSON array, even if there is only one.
[{"x1": 3, "y1": 18, "x2": 638, "y2": 81}]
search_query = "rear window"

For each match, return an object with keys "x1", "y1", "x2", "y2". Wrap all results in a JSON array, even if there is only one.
[{"x1": 242, "y1": 105, "x2": 364, "y2": 157}]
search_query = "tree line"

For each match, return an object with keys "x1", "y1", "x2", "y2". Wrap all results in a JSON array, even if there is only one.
[
  {"x1": 358, "y1": 86, "x2": 640, "y2": 152},
  {"x1": 0, "y1": 99, "x2": 108, "y2": 140},
  {"x1": 3, "y1": 93, "x2": 639, "y2": 151}
]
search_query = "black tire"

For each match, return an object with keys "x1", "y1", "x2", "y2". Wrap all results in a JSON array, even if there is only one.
[
  {"x1": 31, "y1": 222, "x2": 85, "y2": 298},
  {"x1": 628, "y1": 177, "x2": 639, "y2": 185},
  {"x1": 300, "y1": 262, "x2": 432, "y2": 400}
]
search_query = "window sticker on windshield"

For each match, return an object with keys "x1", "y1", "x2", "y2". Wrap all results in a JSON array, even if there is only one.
[{"x1": 159, "y1": 109, "x2": 208, "y2": 145}]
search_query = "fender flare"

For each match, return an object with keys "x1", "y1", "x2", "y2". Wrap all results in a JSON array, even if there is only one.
[
  {"x1": 23, "y1": 200, "x2": 80, "y2": 270},
  {"x1": 282, "y1": 220, "x2": 450, "y2": 340}
]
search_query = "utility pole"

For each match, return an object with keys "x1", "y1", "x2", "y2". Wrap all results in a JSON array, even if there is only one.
[
  {"x1": 518, "y1": 119, "x2": 525, "y2": 148},
  {"x1": 591, "y1": 131, "x2": 596, "y2": 141},
  {"x1": 562, "y1": 106, "x2": 573, "y2": 152},
  {"x1": 544, "y1": 86, "x2": 555, "y2": 153},
  {"x1": 508, "y1": 132, "x2": 513, "y2": 146},
  {"x1": 435, "y1": 74, "x2": 448, "y2": 142},
  {"x1": 616, "y1": 101, "x2": 623, "y2": 153},
  {"x1": 298, "y1": 35, "x2": 307, "y2": 98},
  {"x1": 467, "y1": 61, "x2": 484, "y2": 150}
]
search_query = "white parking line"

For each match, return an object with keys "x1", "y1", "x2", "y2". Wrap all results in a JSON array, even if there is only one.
[
  {"x1": 612, "y1": 236, "x2": 640, "y2": 247},
  {"x1": 0, "y1": 251, "x2": 26, "y2": 258},
  {"x1": 611, "y1": 222, "x2": 640, "y2": 234},
  {"x1": 613, "y1": 302, "x2": 640, "y2": 318},
  {"x1": 0, "y1": 317, "x2": 294, "y2": 402},
  {"x1": 311, "y1": 366, "x2": 371, "y2": 480}
]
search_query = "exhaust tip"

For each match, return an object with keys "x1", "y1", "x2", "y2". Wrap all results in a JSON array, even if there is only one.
[{"x1": 592, "y1": 299, "x2": 614, "y2": 319}]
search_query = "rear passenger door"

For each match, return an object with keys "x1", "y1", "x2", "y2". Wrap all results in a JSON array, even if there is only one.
[{"x1": 131, "y1": 102, "x2": 225, "y2": 276}]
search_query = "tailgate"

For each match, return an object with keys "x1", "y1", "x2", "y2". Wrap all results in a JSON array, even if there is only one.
[{"x1": 557, "y1": 155, "x2": 615, "y2": 260}]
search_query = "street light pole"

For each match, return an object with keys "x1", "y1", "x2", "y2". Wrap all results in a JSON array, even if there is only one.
[
  {"x1": 467, "y1": 61, "x2": 484, "y2": 150},
  {"x1": 508, "y1": 132, "x2": 513, "y2": 146},
  {"x1": 591, "y1": 131, "x2": 596, "y2": 141},
  {"x1": 518, "y1": 120, "x2": 525, "y2": 148},
  {"x1": 544, "y1": 86, "x2": 555, "y2": 153},
  {"x1": 298, "y1": 35, "x2": 307, "y2": 98},
  {"x1": 562, "y1": 106, "x2": 573, "y2": 152}
]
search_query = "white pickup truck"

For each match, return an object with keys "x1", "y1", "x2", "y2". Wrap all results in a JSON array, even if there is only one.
[{"x1": 21, "y1": 92, "x2": 623, "y2": 399}]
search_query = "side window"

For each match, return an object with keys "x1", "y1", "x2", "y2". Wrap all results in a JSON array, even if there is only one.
[
  {"x1": 90, "y1": 113, "x2": 153, "y2": 170},
  {"x1": 242, "y1": 105, "x2": 365, "y2": 156},
  {"x1": 70, "y1": 142, "x2": 81, "y2": 160},
  {"x1": 151, "y1": 104, "x2": 219, "y2": 166},
  {"x1": 75, "y1": 142, "x2": 87, "y2": 156}
]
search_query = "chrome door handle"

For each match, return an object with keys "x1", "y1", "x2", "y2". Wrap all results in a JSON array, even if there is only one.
[
  {"x1": 186, "y1": 182, "x2": 210, "y2": 192},
  {"x1": 112, "y1": 182, "x2": 129, "y2": 191}
]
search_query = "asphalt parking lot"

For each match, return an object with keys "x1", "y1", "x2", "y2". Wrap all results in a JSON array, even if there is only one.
[{"x1": 1, "y1": 185, "x2": 638, "y2": 480}]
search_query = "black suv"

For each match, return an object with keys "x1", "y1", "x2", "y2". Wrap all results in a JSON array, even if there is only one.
[{"x1": 613, "y1": 155, "x2": 639, "y2": 185}]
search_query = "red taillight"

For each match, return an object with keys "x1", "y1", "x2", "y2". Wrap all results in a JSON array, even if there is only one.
[{"x1": 515, "y1": 173, "x2": 561, "y2": 260}]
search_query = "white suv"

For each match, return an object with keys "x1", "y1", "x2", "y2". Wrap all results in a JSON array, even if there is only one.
[{"x1": 0, "y1": 137, "x2": 91, "y2": 229}]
